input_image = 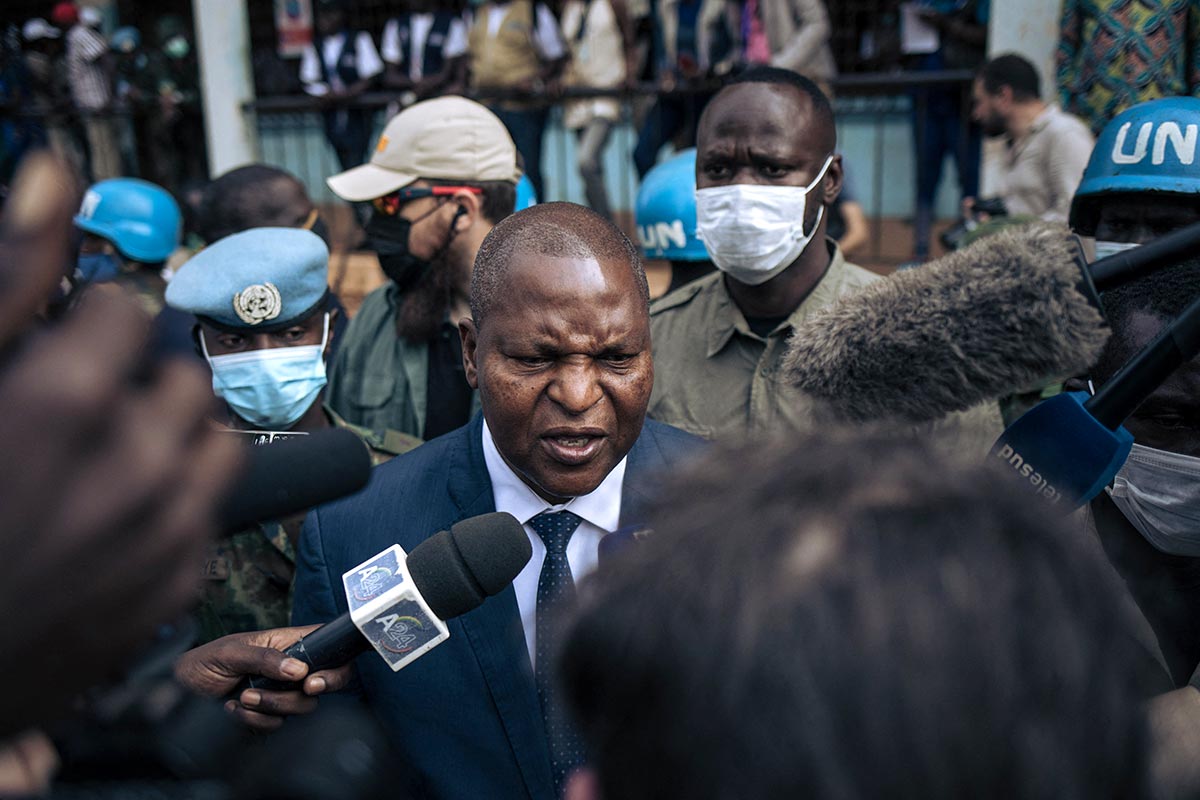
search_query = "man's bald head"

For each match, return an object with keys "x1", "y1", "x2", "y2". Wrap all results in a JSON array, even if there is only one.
[{"x1": 470, "y1": 201, "x2": 649, "y2": 328}]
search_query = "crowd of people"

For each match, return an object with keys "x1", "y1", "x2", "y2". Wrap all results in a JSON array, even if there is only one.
[
  {"x1": 1, "y1": 2, "x2": 206, "y2": 194},
  {"x1": 1, "y1": 0, "x2": 1199, "y2": 798}
]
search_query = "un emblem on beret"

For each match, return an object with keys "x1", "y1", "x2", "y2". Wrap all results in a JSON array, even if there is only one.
[{"x1": 232, "y1": 283, "x2": 283, "y2": 325}]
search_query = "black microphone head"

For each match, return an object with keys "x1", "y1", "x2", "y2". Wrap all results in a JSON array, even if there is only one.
[
  {"x1": 217, "y1": 427, "x2": 372, "y2": 532},
  {"x1": 406, "y1": 512, "x2": 531, "y2": 620},
  {"x1": 782, "y1": 223, "x2": 1110, "y2": 423}
]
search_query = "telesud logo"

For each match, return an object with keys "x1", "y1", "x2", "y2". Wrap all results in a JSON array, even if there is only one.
[{"x1": 994, "y1": 444, "x2": 1062, "y2": 505}]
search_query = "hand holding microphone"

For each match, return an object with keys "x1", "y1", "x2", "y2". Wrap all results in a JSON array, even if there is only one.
[
  {"x1": 174, "y1": 625, "x2": 355, "y2": 732},
  {"x1": 224, "y1": 513, "x2": 530, "y2": 699}
]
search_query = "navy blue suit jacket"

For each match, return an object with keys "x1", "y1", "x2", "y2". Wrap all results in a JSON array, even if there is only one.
[{"x1": 292, "y1": 415, "x2": 703, "y2": 800}]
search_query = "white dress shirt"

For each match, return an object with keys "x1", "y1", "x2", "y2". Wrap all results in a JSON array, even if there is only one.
[
  {"x1": 481, "y1": 420, "x2": 626, "y2": 666},
  {"x1": 380, "y1": 14, "x2": 469, "y2": 80},
  {"x1": 300, "y1": 31, "x2": 384, "y2": 94}
]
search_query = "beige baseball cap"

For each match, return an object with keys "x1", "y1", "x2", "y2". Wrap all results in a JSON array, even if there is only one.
[{"x1": 326, "y1": 96, "x2": 522, "y2": 202}]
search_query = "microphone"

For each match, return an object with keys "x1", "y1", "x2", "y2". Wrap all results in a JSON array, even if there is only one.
[
  {"x1": 245, "y1": 512, "x2": 531, "y2": 690},
  {"x1": 783, "y1": 224, "x2": 1110, "y2": 424},
  {"x1": 989, "y1": 291, "x2": 1200, "y2": 509},
  {"x1": 1089, "y1": 219, "x2": 1200, "y2": 291},
  {"x1": 217, "y1": 428, "x2": 372, "y2": 532}
]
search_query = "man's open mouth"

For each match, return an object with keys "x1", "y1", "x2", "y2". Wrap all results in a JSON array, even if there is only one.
[{"x1": 541, "y1": 429, "x2": 607, "y2": 465}]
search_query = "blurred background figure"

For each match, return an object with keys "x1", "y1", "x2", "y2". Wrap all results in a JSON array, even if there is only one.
[
  {"x1": 701, "y1": 0, "x2": 837, "y2": 95},
  {"x1": 73, "y1": 176, "x2": 181, "y2": 314},
  {"x1": 109, "y1": 25, "x2": 149, "y2": 177},
  {"x1": 969, "y1": 52, "x2": 1093, "y2": 224},
  {"x1": 635, "y1": 147, "x2": 714, "y2": 293},
  {"x1": 466, "y1": 0, "x2": 567, "y2": 200},
  {"x1": 557, "y1": 0, "x2": 637, "y2": 219},
  {"x1": 20, "y1": 17, "x2": 84, "y2": 175},
  {"x1": 380, "y1": 0, "x2": 468, "y2": 104},
  {"x1": 562, "y1": 430, "x2": 1153, "y2": 800},
  {"x1": 145, "y1": 15, "x2": 207, "y2": 193},
  {"x1": 633, "y1": 0, "x2": 724, "y2": 177},
  {"x1": 905, "y1": 0, "x2": 987, "y2": 262},
  {"x1": 66, "y1": 5, "x2": 120, "y2": 181},
  {"x1": 300, "y1": 0, "x2": 383, "y2": 171}
]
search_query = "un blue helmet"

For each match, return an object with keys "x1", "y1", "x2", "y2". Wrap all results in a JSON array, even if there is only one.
[
  {"x1": 1069, "y1": 97, "x2": 1200, "y2": 235},
  {"x1": 636, "y1": 149, "x2": 708, "y2": 261},
  {"x1": 74, "y1": 178, "x2": 182, "y2": 264},
  {"x1": 515, "y1": 174, "x2": 538, "y2": 211}
]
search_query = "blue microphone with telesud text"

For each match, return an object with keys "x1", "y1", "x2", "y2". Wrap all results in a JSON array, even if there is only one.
[{"x1": 990, "y1": 290, "x2": 1200, "y2": 509}]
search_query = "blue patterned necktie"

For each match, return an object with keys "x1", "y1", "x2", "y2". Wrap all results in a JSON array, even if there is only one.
[{"x1": 528, "y1": 510, "x2": 587, "y2": 793}]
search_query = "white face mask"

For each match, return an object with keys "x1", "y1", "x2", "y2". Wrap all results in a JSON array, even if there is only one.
[
  {"x1": 694, "y1": 155, "x2": 833, "y2": 286},
  {"x1": 1092, "y1": 240, "x2": 1139, "y2": 261},
  {"x1": 1107, "y1": 443, "x2": 1200, "y2": 556}
]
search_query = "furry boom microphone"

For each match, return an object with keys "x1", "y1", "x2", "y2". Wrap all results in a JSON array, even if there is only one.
[{"x1": 782, "y1": 224, "x2": 1109, "y2": 424}]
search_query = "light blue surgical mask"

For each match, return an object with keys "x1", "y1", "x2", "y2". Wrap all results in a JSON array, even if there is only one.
[
  {"x1": 200, "y1": 314, "x2": 330, "y2": 430},
  {"x1": 76, "y1": 252, "x2": 122, "y2": 283},
  {"x1": 1092, "y1": 240, "x2": 1139, "y2": 262}
]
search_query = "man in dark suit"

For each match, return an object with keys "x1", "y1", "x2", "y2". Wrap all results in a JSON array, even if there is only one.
[{"x1": 291, "y1": 201, "x2": 703, "y2": 799}]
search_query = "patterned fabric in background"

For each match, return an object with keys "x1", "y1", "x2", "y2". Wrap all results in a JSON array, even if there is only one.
[{"x1": 1057, "y1": 0, "x2": 1200, "y2": 135}]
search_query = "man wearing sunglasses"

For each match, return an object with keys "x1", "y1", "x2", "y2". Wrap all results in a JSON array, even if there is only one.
[{"x1": 325, "y1": 95, "x2": 520, "y2": 440}]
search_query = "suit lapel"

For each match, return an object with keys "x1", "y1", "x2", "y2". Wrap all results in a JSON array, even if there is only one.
[
  {"x1": 620, "y1": 421, "x2": 666, "y2": 526},
  {"x1": 449, "y1": 418, "x2": 556, "y2": 800}
]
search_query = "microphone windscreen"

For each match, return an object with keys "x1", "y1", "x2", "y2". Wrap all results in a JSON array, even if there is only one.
[
  {"x1": 217, "y1": 428, "x2": 372, "y2": 532},
  {"x1": 407, "y1": 512, "x2": 531, "y2": 619},
  {"x1": 782, "y1": 224, "x2": 1110, "y2": 424}
]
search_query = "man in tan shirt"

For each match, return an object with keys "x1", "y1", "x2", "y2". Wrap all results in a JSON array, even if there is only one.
[
  {"x1": 650, "y1": 66, "x2": 1002, "y2": 448},
  {"x1": 969, "y1": 53, "x2": 1095, "y2": 223}
]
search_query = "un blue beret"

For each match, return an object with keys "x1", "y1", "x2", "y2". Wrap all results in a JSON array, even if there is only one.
[{"x1": 166, "y1": 227, "x2": 330, "y2": 331}]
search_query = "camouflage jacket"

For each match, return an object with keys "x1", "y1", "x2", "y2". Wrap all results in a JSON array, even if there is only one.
[{"x1": 192, "y1": 405, "x2": 420, "y2": 644}]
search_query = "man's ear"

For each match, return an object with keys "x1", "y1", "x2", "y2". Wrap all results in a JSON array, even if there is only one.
[
  {"x1": 451, "y1": 188, "x2": 483, "y2": 233},
  {"x1": 821, "y1": 153, "x2": 844, "y2": 206},
  {"x1": 460, "y1": 317, "x2": 480, "y2": 389},
  {"x1": 564, "y1": 768, "x2": 601, "y2": 800}
]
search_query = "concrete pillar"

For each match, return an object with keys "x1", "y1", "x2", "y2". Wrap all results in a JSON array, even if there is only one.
[
  {"x1": 987, "y1": 0, "x2": 1063, "y2": 88},
  {"x1": 193, "y1": 0, "x2": 258, "y2": 176}
]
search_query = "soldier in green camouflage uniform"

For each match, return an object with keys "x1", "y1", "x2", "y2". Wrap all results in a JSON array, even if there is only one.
[{"x1": 165, "y1": 227, "x2": 422, "y2": 644}]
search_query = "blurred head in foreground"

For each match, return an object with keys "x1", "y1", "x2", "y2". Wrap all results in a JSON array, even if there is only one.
[{"x1": 561, "y1": 430, "x2": 1149, "y2": 800}]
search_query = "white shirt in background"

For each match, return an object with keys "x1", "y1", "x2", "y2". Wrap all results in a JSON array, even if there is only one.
[
  {"x1": 381, "y1": 13, "x2": 469, "y2": 81},
  {"x1": 300, "y1": 31, "x2": 384, "y2": 95}
]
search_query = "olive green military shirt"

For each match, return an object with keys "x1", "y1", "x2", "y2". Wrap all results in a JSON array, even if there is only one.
[
  {"x1": 193, "y1": 405, "x2": 420, "y2": 644},
  {"x1": 326, "y1": 281, "x2": 481, "y2": 437},
  {"x1": 648, "y1": 241, "x2": 1004, "y2": 450}
]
